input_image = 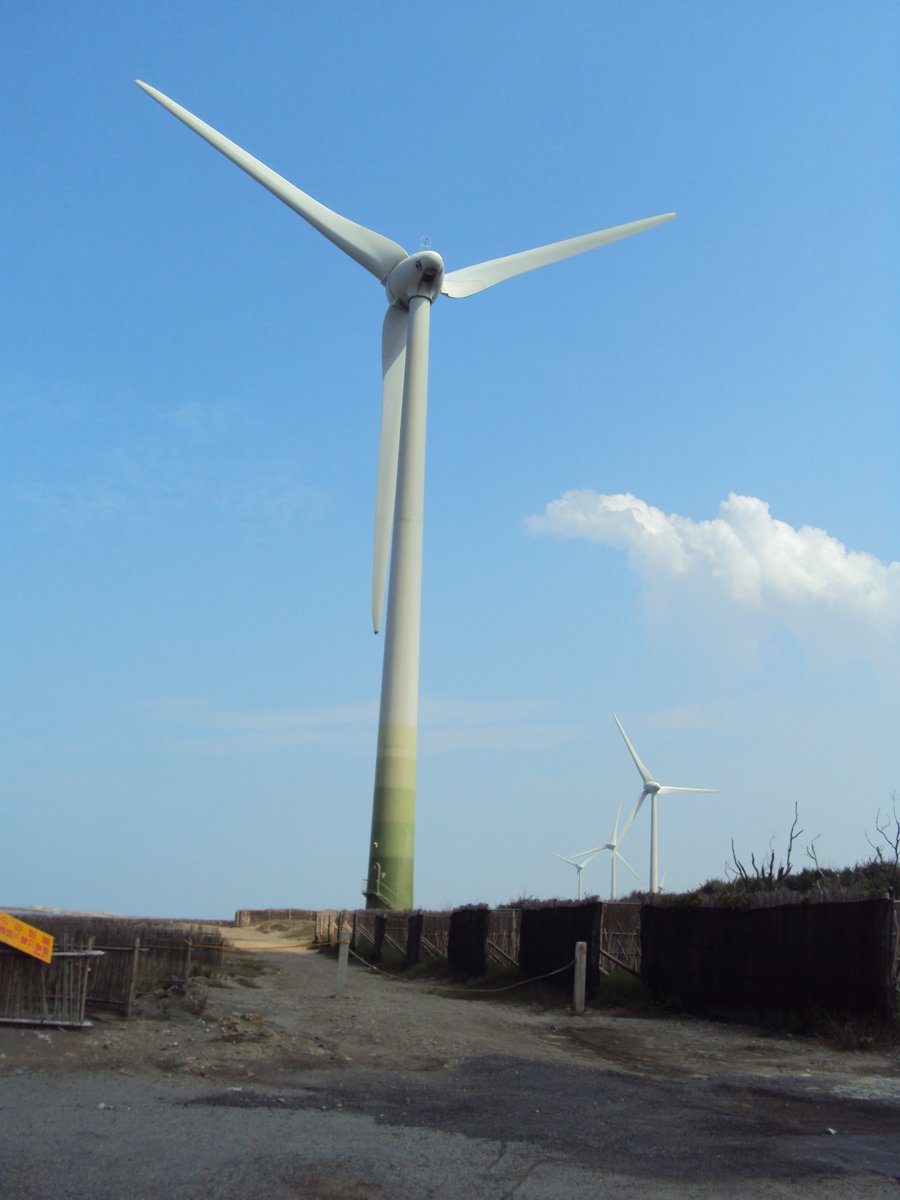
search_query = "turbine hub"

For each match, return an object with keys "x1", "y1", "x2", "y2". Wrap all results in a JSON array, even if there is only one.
[{"x1": 385, "y1": 251, "x2": 444, "y2": 307}]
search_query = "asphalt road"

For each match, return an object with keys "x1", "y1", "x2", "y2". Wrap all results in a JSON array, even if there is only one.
[{"x1": 3, "y1": 1050, "x2": 899, "y2": 1198}]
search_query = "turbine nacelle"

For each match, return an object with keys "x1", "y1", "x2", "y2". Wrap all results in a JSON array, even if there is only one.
[{"x1": 385, "y1": 252, "x2": 445, "y2": 307}]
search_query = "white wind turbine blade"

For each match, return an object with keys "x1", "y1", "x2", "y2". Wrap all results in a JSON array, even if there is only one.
[
  {"x1": 136, "y1": 81, "x2": 409, "y2": 281},
  {"x1": 656, "y1": 786, "x2": 717, "y2": 795},
  {"x1": 609, "y1": 800, "x2": 623, "y2": 844},
  {"x1": 616, "y1": 793, "x2": 646, "y2": 846},
  {"x1": 553, "y1": 848, "x2": 605, "y2": 867},
  {"x1": 615, "y1": 849, "x2": 640, "y2": 881},
  {"x1": 571, "y1": 794, "x2": 629, "y2": 861},
  {"x1": 372, "y1": 306, "x2": 408, "y2": 632},
  {"x1": 612, "y1": 713, "x2": 655, "y2": 787},
  {"x1": 569, "y1": 843, "x2": 611, "y2": 860},
  {"x1": 442, "y1": 213, "x2": 675, "y2": 298}
]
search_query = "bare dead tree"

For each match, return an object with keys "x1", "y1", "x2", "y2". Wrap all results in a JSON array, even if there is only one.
[
  {"x1": 805, "y1": 834, "x2": 825, "y2": 892},
  {"x1": 729, "y1": 802, "x2": 804, "y2": 892},
  {"x1": 728, "y1": 839, "x2": 750, "y2": 886},
  {"x1": 782, "y1": 802, "x2": 803, "y2": 880},
  {"x1": 866, "y1": 793, "x2": 900, "y2": 895},
  {"x1": 749, "y1": 844, "x2": 777, "y2": 888}
]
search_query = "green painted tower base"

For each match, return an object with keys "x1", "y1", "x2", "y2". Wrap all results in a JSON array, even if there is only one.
[{"x1": 364, "y1": 723, "x2": 416, "y2": 909}]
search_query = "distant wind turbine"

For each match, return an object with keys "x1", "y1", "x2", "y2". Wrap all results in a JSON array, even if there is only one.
[
  {"x1": 602, "y1": 801, "x2": 641, "y2": 900},
  {"x1": 570, "y1": 801, "x2": 641, "y2": 900},
  {"x1": 136, "y1": 79, "x2": 675, "y2": 910},
  {"x1": 612, "y1": 713, "x2": 716, "y2": 894},
  {"x1": 550, "y1": 847, "x2": 605, "y2": 900}
]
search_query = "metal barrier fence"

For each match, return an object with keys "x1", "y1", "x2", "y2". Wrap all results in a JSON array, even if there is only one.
[{"x1": 0, "y1": 939, "x2": 99, "y2": 1028}]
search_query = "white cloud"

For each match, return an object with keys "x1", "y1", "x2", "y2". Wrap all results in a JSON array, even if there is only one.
[
  {"x1": 143, "y1": 697, "x2": 377, "y2": 753},
  {"x1": 142, "y1": 695, "x2": 580, "y2": 755},
  {"x1": 527, "y1": 491, "x2": 900, "y2": 649},
  {"x1": 420, "y1": 698, "x2": 581, "y2": 752}
]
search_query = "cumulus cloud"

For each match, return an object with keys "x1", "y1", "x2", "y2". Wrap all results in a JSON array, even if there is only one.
[{"x1": 527, "y1": 491, "x2": 899, "y2": 641}]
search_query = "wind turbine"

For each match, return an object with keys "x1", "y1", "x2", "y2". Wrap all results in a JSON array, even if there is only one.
[
  {"x1": 136, "y1": 80, "x2": 675, "y2": 910},
  {"x1": 601, "y1": 801, "x2": 641, "y2": 900},
  {"x1": 569, "y1": 801, "x2": 640, "y2": 901},
  {"x1": 550, "y1": 847, "x2": 604, "y2": 900},
  {"x1": 612, "y1": 713, "x2": 716, "y2": 895}
]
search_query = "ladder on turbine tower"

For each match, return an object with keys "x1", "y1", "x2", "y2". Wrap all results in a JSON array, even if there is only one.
[{"x1": 361, "y1": 863, "x2": 401, "y2": 910}]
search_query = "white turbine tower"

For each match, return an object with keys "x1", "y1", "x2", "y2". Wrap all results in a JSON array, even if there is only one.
[
  {"x1": 550, "y1": 847, "x2": 604, "y2": 900},
  {"x1": 136, "y1": 80, "x2": 675, "y2": 910},
  {"x1": 612, "y1": 713, "x2": 716, "y2": 895}
]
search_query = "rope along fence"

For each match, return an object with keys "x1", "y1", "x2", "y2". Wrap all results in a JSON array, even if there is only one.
[{"x1": 347, "y1": 945, "x2": 577, "y2": 994}]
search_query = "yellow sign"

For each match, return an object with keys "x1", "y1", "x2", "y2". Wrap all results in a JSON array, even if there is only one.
[{"x1": 0, "y1": 912, "x2": 54, "y2": 964}]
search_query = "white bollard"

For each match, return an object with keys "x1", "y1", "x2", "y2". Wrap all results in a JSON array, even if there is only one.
[
  {"x1": 336, "y1": 929, "x2": 350, "y2": 999},
  {"x1": 573, "y1": 940, "x2": 587, "y2": 1014}
]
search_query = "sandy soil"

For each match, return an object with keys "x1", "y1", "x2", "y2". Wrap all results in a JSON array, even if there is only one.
[
  {"x1": 2, "y1": 920, "x2": 898, "y2": 1199},
  {"x1": 7, "y1": 920, "x2": 892, "y2": 1092}
]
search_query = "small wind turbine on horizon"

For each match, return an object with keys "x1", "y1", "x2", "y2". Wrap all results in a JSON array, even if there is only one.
[
  {"x1": 568, "y1": 800, "x2": 641, "y2": 901},
  {"x1": 602, "y1": 801, "x2": 641, "y2": 900},
  {"x1": 550, "y1": 847, "x2": 605, "y2": 900},
  {"x1": 612, "y1": 713, "x2": 716, "y2": 894},
  {"x1": 136, "y1": 79, "x2": 675, "y2": 911}
]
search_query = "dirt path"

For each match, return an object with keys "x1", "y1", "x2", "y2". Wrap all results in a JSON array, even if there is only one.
[{"x1": 1, "y1": 922, "x2": 898, "y2": 1198}]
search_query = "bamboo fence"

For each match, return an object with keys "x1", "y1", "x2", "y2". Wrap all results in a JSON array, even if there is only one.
[{"x1": 0, "y1": 916, "x2": 227, "y2": 1022}]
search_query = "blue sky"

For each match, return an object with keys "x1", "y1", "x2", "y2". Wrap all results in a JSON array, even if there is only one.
[{"x1": 2, "y1": 2, "x2": 897, "y2": 917}]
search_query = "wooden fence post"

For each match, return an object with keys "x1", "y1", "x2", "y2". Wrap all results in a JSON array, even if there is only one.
[
  {"x1": 407, "y1": 913, "x2": 423, "y2": 966},
  {"x1": 125, "y1": 937, "x2": 141, "y2": 1019}
]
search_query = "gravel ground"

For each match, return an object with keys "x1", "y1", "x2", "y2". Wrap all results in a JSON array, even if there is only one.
[{"x1": 1, "y1": 921, "x2": 898, "y2": 1198}]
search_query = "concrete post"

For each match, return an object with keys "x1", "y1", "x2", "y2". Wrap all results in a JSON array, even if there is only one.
[
  {"x1": 336, "y1": 929, "x2": 350, "y2": 1000},
  {"x1": 573, "y1": 940, "x2": 587, "y2": 1014}
]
